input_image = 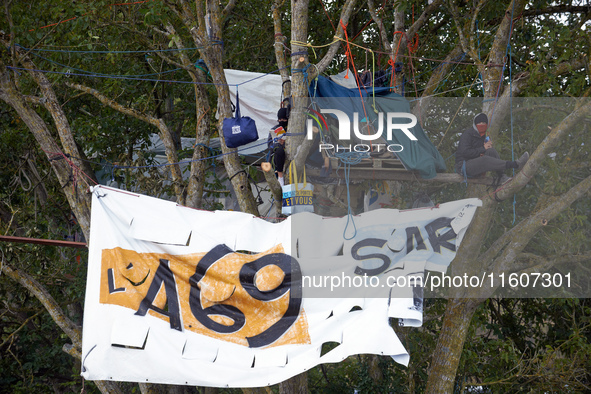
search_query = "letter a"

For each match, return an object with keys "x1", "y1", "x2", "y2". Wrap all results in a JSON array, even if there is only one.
[{"x1": 135, "y1": 259, "x2": 182, "y2": 331}]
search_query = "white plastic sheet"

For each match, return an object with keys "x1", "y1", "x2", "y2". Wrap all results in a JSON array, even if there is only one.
[{"x1": 224, "y1": 69, "x2": 283, "y2": 154}]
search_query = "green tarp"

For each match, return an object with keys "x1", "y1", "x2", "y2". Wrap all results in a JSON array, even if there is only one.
[{"x1": 309, "y1": 76, "x2": 446, "y2": 179}]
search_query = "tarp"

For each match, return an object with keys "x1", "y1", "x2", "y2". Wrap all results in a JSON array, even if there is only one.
[
  {"x1": 81, "y1": 186, "x2": 481, "y2": 387},
  {"x1": 309, "y1": 76, "x2": 446, "y2": 179},
  {"x1": 328, "y1": 69, "x2": 358, "y2": 89},
  {"x1": 225, "y1": 69, "x2": 283, "y2": 154},
  {"x1": 223, "y1": 69, "x2": 364, "y2": 154}
]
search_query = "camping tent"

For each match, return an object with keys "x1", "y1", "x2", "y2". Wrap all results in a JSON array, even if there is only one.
[{"x1": 309, "y1": 76, "x2": 446, "y2": 179}]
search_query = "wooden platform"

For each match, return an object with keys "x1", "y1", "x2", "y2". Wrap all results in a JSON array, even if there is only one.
[
  {"x1": 309, "y1": 157, "x2": 497, "y2": 185},
  {"x1": 328, "y1": 156, "x2": 408, "y2": 172}
]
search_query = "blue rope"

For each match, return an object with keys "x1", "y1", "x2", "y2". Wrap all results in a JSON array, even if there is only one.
[
  {"x1": 292, "y1": 64, "x2": 311, "y2": 84},
  {"x1": 29, "y1": 50, "x2": 183, "y2": 78},
  {"x1": 194, "y1": 143, "x2": 217, "y2": 167},
  {"x1": 6, "y1": 65, "x2": 290, "y2": 87},
  {"x1": 290, "y1": 50, "x2": 308, "y2": 57},
  {"x1": 508, "y1": 3, "x2": 517, "y2": 224},
  {"x1": 236, "y1": 66, "x2": 290, "y2": 86},
  {"x1": 461, "y1": 160, "x2": 468, "y2": 187}
]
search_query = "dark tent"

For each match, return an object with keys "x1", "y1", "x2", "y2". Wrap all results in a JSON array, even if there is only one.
[{"x1": 308, "y1": 76, "x2": 446, "y2": 179}]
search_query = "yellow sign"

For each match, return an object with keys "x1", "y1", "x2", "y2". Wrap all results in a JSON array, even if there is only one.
[{"x1": 100, "y1": 244, "x2": 310, "y2": 348}]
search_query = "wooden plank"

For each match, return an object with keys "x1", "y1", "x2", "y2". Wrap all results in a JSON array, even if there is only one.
[{"x1": 329, "y1": 157, "x2": 406, "y2": 170}]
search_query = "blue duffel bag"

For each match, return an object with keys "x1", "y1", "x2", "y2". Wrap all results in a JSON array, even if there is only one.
[{"x1": 222, "y1": 91, "x2": 258, "y2": 148}]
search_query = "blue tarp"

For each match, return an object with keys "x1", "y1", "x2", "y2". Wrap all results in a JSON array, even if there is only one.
[{"x1": 309, "y1": 76, "x2": 446, "y2": 179}]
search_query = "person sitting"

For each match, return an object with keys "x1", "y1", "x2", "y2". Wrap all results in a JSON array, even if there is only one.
[
  {"x1": 267, "y1": 108, "x2": 289, "y2": 186},
  {"x1": 454, "y1": 112, "x2": 528, "y2": 184}
]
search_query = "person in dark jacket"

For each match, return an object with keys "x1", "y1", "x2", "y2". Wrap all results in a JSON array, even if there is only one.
[
  {"x1": 455, "y1": 112, "x2": 528, "y2": 183},
  {"x1": 267, "y1": 107, "x2": 289, "y2": 185}
]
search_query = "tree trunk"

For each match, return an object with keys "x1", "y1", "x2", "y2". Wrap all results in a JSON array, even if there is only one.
[
  {"x1": 272, "y1": 0, "x2": 292, "y2": 93},
  {"x1": 0, "y1": 72, "x2": 93, "y2": 239},
  {"x1": 164, "y1": 21, "x2": 212, "y2": 209},
  {"x1": 365, "y1": 354, "x2": 384, "y2": 385},
  {"x1": 242, "y1": 387, "x2": 271, "y2": 394},
  {"x1": 279, "y1": 371, "x2": 308, "y2": 394},
  {"x1": 425, "y1": 298, "x2": 481, "y2": 393},
  {"x1": 194, "y1": 0, "x2": 259, "y2": 216},
  {"x1": 1, "y1": 263, "x2": 124, "y2": 394},
  {"x1": 262, "y1": 163, "x2": 283, "y2": 215},
  {"x1": 185, "y1": 79, "x2": 209, "y2": 209},
  {"x1": 286, "y1": 0, "x2": 311, "y2": 168}
]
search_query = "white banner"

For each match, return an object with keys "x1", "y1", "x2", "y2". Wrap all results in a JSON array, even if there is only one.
[{"x1": 81, "y1": 186, "x2": 481, "y2": 387}]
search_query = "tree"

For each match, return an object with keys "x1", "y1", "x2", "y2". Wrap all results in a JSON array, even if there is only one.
[
  {"x1": 281, "y1": 0, "x2": 590, "y2": 392},
  {"x1": 1, "y1": 0, "x2": 590, "y2": 393}
]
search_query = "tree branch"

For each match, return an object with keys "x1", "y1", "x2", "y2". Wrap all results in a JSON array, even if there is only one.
[
  {"x1": 1, "y1": 263, "x2": 81, "y2": 349},
  {"x1": 66, "y1": 82, "x2": 186, "y2": 204},
  {"x1": 314, "y1": 0, "x2": 357, "y2": 76},
  {"x1": 446, "y1": 0, "x2": 479, "y2": 64},
  {"x1": 488, "y1": 174, "x2": 591, "y2": 275},
  {"x1": 522, "y1": 5, "x2": 591, "y2": 19},
  {"x1": 164, "y1": 21, "x2": 211, "y2": 209},
  {"x1": 116, "y1": 24, "x2": 193, "y2": 71},
  {"x1": 514, "y1": 252, "x2": 591, "y2": 273},
  {"x1": 468, "y1": 0, "x2": 488, "y2": 60},
  {"x1": 367, "y1": 0, "x2": 391, "y2": 52},
  {"x1": 406, "y1": 0, "x2": 446, "y2": 45},
  {"x1": 223, "y1": 0, "x2": 237, "y2": 16},
  {"x1": 417, "y1": 44, "x2": 464, "y2": 116},
  {"x1": 272, "y1": 0, "x2": 291, "y2": 92},
  {"x1": 261, "y1": 163, "x2": 283, "y2": 215},
  {"x1": 0, "y1": 309, "x2": 43, "y2": 349},
  {"x1": 492, "y1": 99, "x2": 591, "y2": 201},
  {"x1": 483, "y1": 0, "x2": 527, "y2": 98}
]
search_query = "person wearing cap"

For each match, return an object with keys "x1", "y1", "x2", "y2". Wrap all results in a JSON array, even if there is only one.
[
  {"x1": 455, "y1": 112, "x2": 529, "y2": 184},
  {"x1": 267, "y1": 107, "x2": 289, "y2": 185}
]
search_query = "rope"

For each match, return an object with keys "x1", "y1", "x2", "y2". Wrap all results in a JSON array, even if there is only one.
[
  {"x1": 29, "y1": 50, "x2": 183, "y2": 78},
  {"x1": 55, "y1": 132, "x2": 307, "y2": 176},
  {"x1": 291, "y1": 37, "x2": 472, "y2": 96},
  {"x1": 289, "y1": 37, "x2": 502, "y2": 68},
  {"x1": 338, "y1": 21, "x2": 373, "y2": 131},
  {"x1": 20, "y1": 43, "x2": 220, "y2": 54},
  {"x1": 291, "y1": 50, "x2": 309, "y2": 57},
  {"x1": 429, "y1": 53, "x2": 466, "y2": 96},
  {"x1": 292, "y1": 64, "x2": 312, "y2": 83},
  {"x1": 6, "y1": 65, "x2": 290, "y2": 88},
  {"x1": 228, "y1": 169, "x2": 246, "y2": 182},
  {"x1": 508, "y1": 2, "x2": 517, "y2": 224},
  {"x1": 43, "y1": 150, "x2": 97, "y2": 188},
  {"x1": 334, "y1": 151, "x2": 369, "y2": 240}
]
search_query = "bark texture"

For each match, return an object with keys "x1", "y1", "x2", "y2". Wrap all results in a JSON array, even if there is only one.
[{"x1": 173, "y1": 0, "x2": 259, "y2": 215}]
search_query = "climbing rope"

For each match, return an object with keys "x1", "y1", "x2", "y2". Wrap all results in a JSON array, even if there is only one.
[{"x1": 334, "y1": 151, "x2": 369, "y2": 240}]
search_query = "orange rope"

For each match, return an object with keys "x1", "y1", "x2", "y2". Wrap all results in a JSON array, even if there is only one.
[{"x1": 340, "y1": 21, "x2": 371, "y2": 123}]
